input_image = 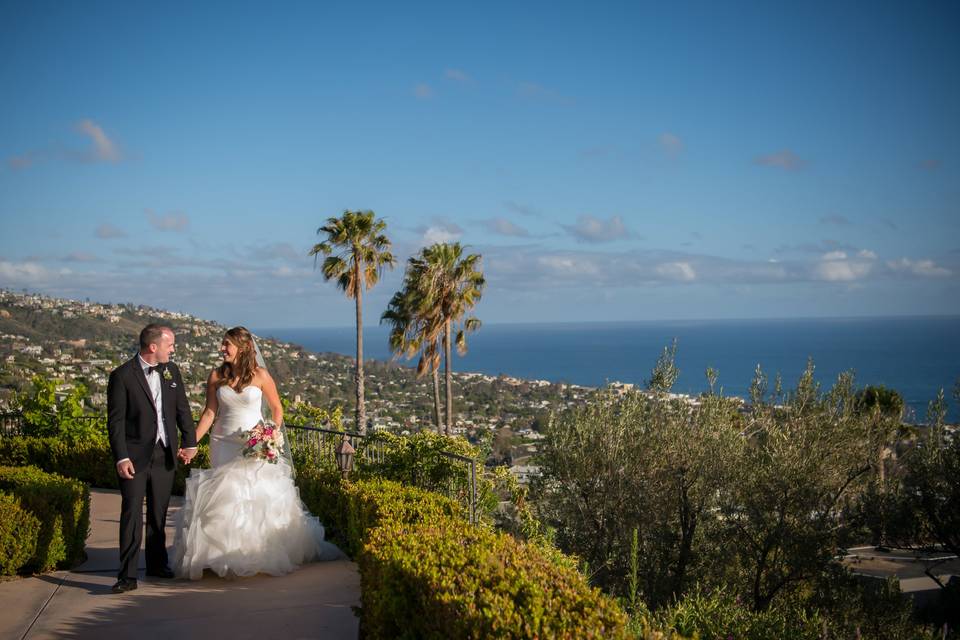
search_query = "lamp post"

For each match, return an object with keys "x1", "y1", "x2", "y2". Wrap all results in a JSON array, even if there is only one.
[{"x1": 334, "y1": 437, "x2": 355, "y2": 480}]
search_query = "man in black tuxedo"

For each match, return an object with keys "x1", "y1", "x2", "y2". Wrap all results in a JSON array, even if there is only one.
[{"x1": 107, "y1": 324, "x2": 197, "y2": 593}]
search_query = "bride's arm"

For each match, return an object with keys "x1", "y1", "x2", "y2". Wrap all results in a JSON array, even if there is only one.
[
  {"x1": 194, "y1": 370, "x2": 220, "y2": 441},
  {"x1": 259, "y1": 369, "x2": 284, "y2": 426}
]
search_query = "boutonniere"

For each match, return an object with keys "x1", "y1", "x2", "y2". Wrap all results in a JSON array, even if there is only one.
[{"x1": 162, "y1": 368, "x2": 173, "y2": 381}]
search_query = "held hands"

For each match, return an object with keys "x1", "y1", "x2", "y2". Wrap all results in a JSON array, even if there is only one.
[
  {"x1": 177, "y1": 448, "x2": 197, "y2": 464},
  {"x1": 116, "y1": 459, "x2": 135, "y2": 480}
]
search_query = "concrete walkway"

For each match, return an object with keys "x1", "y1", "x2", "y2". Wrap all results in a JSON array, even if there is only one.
[{"x1": 0, "y1": 489, "x2": 360, "y2": 640}]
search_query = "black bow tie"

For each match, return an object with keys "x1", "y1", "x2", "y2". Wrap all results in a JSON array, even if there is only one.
[{"x1": 147, "y1": 364, "x2": 165, "y2": 376}]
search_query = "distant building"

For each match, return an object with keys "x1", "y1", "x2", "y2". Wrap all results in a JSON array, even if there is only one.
[{"x1": 509, "y1": 464, "x2": 542, "y2": 485}]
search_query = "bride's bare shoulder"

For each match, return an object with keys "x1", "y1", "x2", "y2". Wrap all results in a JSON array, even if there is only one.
[{"x1": 207, "y1": 368, "x2": 222, "y2": 384}]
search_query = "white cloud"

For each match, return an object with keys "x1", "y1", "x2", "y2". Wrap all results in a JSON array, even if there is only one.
[
  {"x1": 814, "y1": 260, "x2": 873, "y2": 282},
  {"x1": 145, "y1": 209, "x2": 190, "y2": 232},
  {"x1": 754, "y1": 149, "x2": 805, "y2": 171},
  {"x1": 76, "y1": 119, "x2": 122, "y2": 163},
  {"x1": 822, "y1": 251, "x2": 848, "y2": 261},
  {"x1": 562, "y1": 214, "x2": 629, "y2": 243},
  {"x1": 413, "y1": 83, "x2": 434, "y2": 99},
  {"x1": 811, "y1": 249, "x2": 878, "y2": 281},
  {"x1": 0, "y1": 260, "x2": 51, "y2": 283},
  {"x1": 659, "y1": 132, "x2": 684, "y2": 156},
  {"x1": 887, "y1": 258, "x2": 952, "y2": 277},
  {"x1": 655, "y1": 261, "x2": 697, "y2": 282},
  {"x1": 420, "y1": 223, "x2": 462, "y2": 245},
  {"x1": 537, "y1": 255, "x2": 600, "y2": 276}
]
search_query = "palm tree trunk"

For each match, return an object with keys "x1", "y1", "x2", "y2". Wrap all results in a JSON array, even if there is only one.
[
  {"x1": 432, "y1": 368, "x2": 442, "y2": 433},
  {"x1": 444, "y1": 318, "x2": 452, "y2": 436},
  {"x1": 355, "y1": 262, "x2": 366, "y2": 435}
]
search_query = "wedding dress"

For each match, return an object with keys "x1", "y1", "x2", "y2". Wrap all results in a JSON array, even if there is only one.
[{"x1": 172, "y1": 385, "x2": 341, "y2": 579}]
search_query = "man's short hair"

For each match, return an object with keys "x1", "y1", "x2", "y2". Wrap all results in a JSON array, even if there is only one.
[{"x1": 139, "y1": 324, "x2": 170, "y2": 350}]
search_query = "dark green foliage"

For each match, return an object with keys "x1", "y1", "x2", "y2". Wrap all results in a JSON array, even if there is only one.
[
  {"x1": 0, "y1": 492, "x2": 40, "y2": 575},
  {"x1": 292, "y1": 472, "x2": 626, "y2": 638},
  {"x1": 647, "y1": 588, "x2": 825, "y2": 640},
  {"x1": 360, "y1": 519, "x2": 628, "y2": 640},
  {"x1": 0, "y1": 436, "x2": 211, "y2": 495},
  {"x1": 0, "y1": 465, "x2": 89, "y2": 572},
  {"x1": 536, "y1": 355, "x2": 954, "y2": 637},
  {"x1": 899, "y1": 392, "x2": 960, "y2": 556}
]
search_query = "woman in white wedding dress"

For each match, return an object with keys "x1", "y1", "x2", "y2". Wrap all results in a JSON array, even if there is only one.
[{"x1": 172, "y1": 326, "x2": 342, "y2": 579}]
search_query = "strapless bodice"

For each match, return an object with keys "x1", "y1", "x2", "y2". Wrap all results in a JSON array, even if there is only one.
[{"x1": 214, "y1": 385, "x2": 263, "y2": 436}]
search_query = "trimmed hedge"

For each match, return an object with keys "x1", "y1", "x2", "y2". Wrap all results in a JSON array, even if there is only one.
[
  {"x1": 361, "y1": 519, "x2": 629, "y2": 639},
  {"x1": 0, "y1": 465, "x2": 89, "y2": 572},
  {"x1": 0, "y1": 492, "x2": 40, "y2": 575},
  {"x1": 293, "y1": 469, "x2": 628, "y2": 639},
  {"x1": 0, "y1": 436, "x2": 210, "y2": 495},
  {"x1": 295, "y1": 468, "x2": 462, "y2": 557}
]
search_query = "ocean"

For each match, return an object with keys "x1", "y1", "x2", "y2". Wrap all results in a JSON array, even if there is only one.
[{"x1": 258, "y1": 316, "x2": 960, "y2": 423}]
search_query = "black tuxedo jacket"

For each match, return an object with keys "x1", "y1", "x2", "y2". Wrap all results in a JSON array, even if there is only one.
[{"x1": 106, "y1": 356, "x2": 197, "y2": 469}]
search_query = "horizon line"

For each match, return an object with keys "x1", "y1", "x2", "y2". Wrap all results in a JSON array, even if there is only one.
[{"x1": 257, "y1": 312, "x2": 960, "y2": 332}]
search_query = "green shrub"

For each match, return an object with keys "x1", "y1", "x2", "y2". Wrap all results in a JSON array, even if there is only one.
[
  {"x1": 646, "y1": 588, "x2": 825, "y2": 640},
  {"x1": 294, "y1": 471, "x2": 462, "y2": 557},
  {"x1": 0, "y1": 466, "x2": 89, "y2": 572},
  {"x1": 294, "y1": 466, "x2": 344, "y2": 541},
  {"x1": 0, "y1": 492, "x2": 40, "y2": 575},
  {"x1": 359, "y1": 518, "x2": 629, "y2": 639},
  {"x1": 356, "y1": 430, "x2": 545, "y2": 536},
  {"x1": 0, "y1": 436, "x2": 210, "y2": 495},
  {"x1": 293, "y1": 473, "x2": 624, "y2": 639}
]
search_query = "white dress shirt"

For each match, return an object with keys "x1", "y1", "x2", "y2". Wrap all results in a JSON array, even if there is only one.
[{"x1": 138, "y1": 354, "x2": 168, "y2": 448}]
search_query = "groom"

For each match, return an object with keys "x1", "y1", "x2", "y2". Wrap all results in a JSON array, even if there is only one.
[{"x1": 107, "y1": 324, "x2": 197, "y2": 593}]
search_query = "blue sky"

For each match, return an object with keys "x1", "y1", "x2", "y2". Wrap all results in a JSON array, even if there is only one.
[{"x1": 1, "y1": 0, "x2": 958, "y2": 328}]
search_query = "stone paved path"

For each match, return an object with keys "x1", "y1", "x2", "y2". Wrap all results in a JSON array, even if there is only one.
[{"x1": 0, "y1": 488, "x2": 360, "y2": 640}]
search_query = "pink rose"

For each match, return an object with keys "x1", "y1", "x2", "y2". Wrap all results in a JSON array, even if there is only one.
[{"x1": 247, "y1": 438, "x2": 258, "y2": 447}]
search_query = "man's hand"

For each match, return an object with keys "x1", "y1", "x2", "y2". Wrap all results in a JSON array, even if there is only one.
[
  {"x1": 116, "y1": 459, "x2": 135, "y2": 480},
  {"x1": 178, "y1": 448, "x2": 197, "y2": 464}
]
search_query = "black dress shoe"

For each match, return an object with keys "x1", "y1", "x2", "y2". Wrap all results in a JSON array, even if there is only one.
[
  {"x1": 111, "y1": 578, "x2": 138, "y2": 593},
  {"x1": 145, "y1": 566, "x2": 175, "y2": 578}
]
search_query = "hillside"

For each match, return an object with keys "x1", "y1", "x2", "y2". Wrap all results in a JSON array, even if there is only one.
[{"x1": 0, "y1": 290, "x2": 591, "y2": 448}]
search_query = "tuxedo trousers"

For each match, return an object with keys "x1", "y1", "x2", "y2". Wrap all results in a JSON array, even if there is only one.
[{"x1": 118, "y1": 442, "x2": 175, "y2": 580}]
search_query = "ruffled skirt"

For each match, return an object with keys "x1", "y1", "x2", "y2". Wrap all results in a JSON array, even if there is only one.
[{"x1": 172, "y1": 457, "x2": 342, "y2": 580}]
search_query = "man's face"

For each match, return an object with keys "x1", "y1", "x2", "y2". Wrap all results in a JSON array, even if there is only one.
[{"x1": 153, "y1": 330, "x2": 176, "y2": 364}]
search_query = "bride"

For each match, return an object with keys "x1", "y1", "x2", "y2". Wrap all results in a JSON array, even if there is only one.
[{"x1": 172, "y1": 326, "x2": 341, "y2": 579}]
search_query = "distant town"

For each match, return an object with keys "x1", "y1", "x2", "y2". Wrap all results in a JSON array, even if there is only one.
[{"x1": 2, "y1": 288, "x2": 698, "y2": 483}]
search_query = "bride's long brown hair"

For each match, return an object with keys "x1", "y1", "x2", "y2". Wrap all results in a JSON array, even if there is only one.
[{"x1": 216, "y1": 326, "x2": 258, "y2": 392}]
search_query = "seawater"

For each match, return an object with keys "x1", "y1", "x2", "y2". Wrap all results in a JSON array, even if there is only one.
[{"x1": 259, "y1": 316, "x2": 960, "y2": 423}]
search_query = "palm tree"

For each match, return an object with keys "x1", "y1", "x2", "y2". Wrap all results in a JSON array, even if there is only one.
[
  {"x1": 408, "y1": 243, "x2": 485, "y2": 435},
  {"x1": 310, "y1": 210, "x2": 395, "y2": 434},
  {"x1": 381, "y1": 287, "x2": 444, "y2": 432}
]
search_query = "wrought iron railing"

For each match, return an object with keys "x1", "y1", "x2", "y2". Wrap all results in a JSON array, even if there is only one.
[
  {"x1": 0, "y1": 412, "x2": 479, "y2": 524},
  {"x1": 285, "y1": 424, "x2": 387, "y2": 467}
]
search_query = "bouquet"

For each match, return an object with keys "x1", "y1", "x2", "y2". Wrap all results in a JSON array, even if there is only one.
[{"x1": 241, "y1": 420, "x2": 285, "y2": 464}]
